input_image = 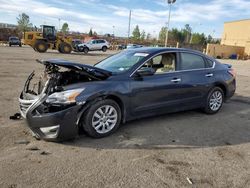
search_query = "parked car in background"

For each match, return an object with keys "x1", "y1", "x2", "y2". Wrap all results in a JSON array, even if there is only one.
[
  {"x1": 77, "y1": 39, "x2": 110, "y2": 54},
  {"x1": 9, "y1": 37, "x2": 22, "y2": 47},
  {"x1": 126, "y1": 44, "x2": 143, "y2": 49},
  {"x1": 118, "y1": 44, "x2": 127, "y2": 50},
  {"x1": 72, "y1": 39, "x2": 83, "y2": 51},
  {"x1": 19, "y1": 48, "x2": 236, "y2": 141}
]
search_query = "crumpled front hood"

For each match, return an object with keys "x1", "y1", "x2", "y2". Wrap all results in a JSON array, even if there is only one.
[{"x1": 36, "y1": 59, "x2": 111, "y2": 79}]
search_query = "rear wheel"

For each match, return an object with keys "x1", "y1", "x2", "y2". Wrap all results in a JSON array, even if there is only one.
[
  {"x1": 59, "y1": 42, "x2": 72, "y2": 54},
  {"x1": 102, "y1": 46, "x2": 107, "y2": 52},
  {"x1": 204, "y1": 87, "x2": 224, "y2": 114},
  {"x1": 34, "y1": 40, "x2": 48, "y2": 53},
  {"x1": 81, "y1": 99, "x2": 121, "y2": 138}
]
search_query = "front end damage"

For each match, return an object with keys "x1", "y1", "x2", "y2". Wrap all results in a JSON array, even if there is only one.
[{"x1": 19, "y1": 59, "x2": 110, "y2": 141}]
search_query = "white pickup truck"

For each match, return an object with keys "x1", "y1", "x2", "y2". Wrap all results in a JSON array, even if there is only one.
[{"x1": 77, "y1": 39, "x2": 110, "y2": 54}]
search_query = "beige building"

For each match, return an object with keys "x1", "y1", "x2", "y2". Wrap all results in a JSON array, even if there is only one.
[
  {"x1": 221, "y1": 19, "x2": 250, "y2": 55},
  {"x1": 207, "y1": 19, "x2": 250, "y2": 58}
]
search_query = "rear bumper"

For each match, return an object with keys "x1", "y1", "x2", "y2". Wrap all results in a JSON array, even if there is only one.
[
  {"x1": 225, "y1": 78, "x2": 236, "y2": 100},
  {"x1": 25, "y1": 105, "x2": 81, "y2": 141}
]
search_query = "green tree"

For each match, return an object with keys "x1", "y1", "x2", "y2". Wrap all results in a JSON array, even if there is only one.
[
  {"x1": 183, "y1": 24, "x2": 192, "y2": 43},
  {"x1": 89, "y1": 28, "x2": 93, "y2": 36},
  {"x1": 170, "y1": 28, "x2": 185, "y2": 43},
  {"x1": 146, "y1": 33, "x2": 151, "y2": 40},
  {"x1": 93, "y1": 31, "x2": 97, "y2": 36},
  {"x1": 140, "y1": 30, "x2": 146, "y2": 40},
  {"x1": 159, "y1": 27, "x2": 167, "y2": 42},
  {"x1": 16, "y1": 13, "x2": 32, "y2": 32},
  {"x1": 206, "y1": 34, "x2": 213, "y2": 43},
  {"x1": 61, "y1": 22, "x2": 69, "y2": 34},
  {"x1": 132, "y1": 25, "x2": 140, "y2": 40},
  {"x1": 191, "y1": 33, "x2": 206, "y2": 44},
  {"x1": 158, "y1": 27, "x2": 167, "y2": 43}
]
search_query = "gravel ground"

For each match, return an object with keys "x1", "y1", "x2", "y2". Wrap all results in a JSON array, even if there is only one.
[{"x1": 0, "y1": 46, "x2": 250, "y2": 188}]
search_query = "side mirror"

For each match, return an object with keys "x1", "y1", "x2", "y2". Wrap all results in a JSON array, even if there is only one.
[{"x1": 136, "y1": 67, "x2": 155, "y2": 77}]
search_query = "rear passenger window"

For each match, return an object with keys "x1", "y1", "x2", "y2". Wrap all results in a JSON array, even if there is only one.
[
  {"x1": 180, "y1": 53, "x2": 206, "y2": 70},
  {"x1": 206, "y1": 59, "x2": 214, "y2": 68},
  {"x1": 97, "y1": 40, "x2": 105, "y2": 43}
]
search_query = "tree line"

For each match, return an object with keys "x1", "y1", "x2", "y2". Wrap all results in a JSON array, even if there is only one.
[
  {"x1": 131, "y1": 24, "x2": 219, "y2": 45},
  {"x1": 15, "y1": 12, "x2": 219, "y2": 46}
]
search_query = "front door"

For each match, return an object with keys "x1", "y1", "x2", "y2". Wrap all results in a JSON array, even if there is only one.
[{"x1": 129, "y1": 52, "x2": 186, "y2": 116}]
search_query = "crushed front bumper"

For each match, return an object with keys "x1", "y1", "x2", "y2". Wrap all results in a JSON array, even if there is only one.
[
  {"x1": 20, "y1": 94, "x2": 82, "y2": 141},
  {"x1": 26, "y1": 104, "x2": 81, "y2": 141},
  {"x1": 19, "y1": 72, "x2": 82, "y2": 141}
]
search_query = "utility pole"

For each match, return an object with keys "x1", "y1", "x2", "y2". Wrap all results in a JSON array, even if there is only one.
[
  {"x1": 112, "y1": 25, "x2": 115, "y2": 37},
  {"x1": 165, "y1": 0, "x2": 176, "y2": 47},
  {"x1": 128, "y1": 10, "x2": 132, "y2": 40},
  {"x1": 58, "y1": 18, "x2": 61, "y2": 31}
]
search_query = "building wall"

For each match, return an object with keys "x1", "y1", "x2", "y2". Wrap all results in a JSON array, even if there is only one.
[
  {"x1": 221, "y1": 19, "x2": 250, "y2": 47},
  {"x1": 245, "y1": 42, "x2": 250, "y2": 56},
  {"x1": 206, "y1": 44, "x2": 245, "y2": 59}
]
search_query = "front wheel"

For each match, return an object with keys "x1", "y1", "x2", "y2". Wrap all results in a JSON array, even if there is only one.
[
  {"x1": 81, "y1": 99, "x2": 121, "y2": 138},
  {"x1": 83, "y1": 47, "x2": 89, "y2": 54},
  {"x1": 204, "y1": 87, "x2": 224, "y2": 114}
]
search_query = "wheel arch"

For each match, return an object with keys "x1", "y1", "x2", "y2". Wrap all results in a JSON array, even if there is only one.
[
  {"x1": 84, "y1": 45, "x2": 90, "y2": 50},
  {"x1": 104, "y1": 95, "x2": 125, "y2": 122},
  {"x1": 213, "y1": 82, "x2": 227, "y2": 99},
  {"x1": 77, "y1": 94, "x2": 126, "y2": 127}
]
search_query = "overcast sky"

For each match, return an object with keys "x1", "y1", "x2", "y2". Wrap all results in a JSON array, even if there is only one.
[{"x1": 0, "y1": 0, "x2": 250, "y2": 38}]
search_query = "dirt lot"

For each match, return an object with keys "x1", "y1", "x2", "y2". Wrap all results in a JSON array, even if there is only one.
[{"x1": 0, "y1": 46, "x2": 250, "y2": 188}]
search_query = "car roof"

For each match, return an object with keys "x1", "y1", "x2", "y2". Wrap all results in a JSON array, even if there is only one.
[
  {"x1": 126, "y1": 47, "x2": 202, "y2": 54},
  {"x1": 126, "y1": 47, "x2": 212, "y2": 58}
]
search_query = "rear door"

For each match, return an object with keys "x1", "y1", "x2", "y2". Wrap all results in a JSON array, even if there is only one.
[
  {"x1": 97, "y1": 40, "x2": 105, "y2": 49},
  {"x1": 176, "y1": 52, "x2": 214, "y2": 106}
]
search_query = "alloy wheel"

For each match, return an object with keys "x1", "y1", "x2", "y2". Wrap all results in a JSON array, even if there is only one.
[
  {"x1": 209, "y1": 90, "x2": 223, "y2": 111},
  {"x1": 92, "y1": 105, "x2": 118, "y2": 134}
]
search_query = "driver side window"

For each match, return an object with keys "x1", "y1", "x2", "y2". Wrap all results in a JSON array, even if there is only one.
[{"x1": 143, "y1": 53, "x2": 176, "y2": 74}]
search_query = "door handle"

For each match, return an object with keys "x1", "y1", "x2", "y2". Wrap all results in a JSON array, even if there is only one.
[
  {"x1": 205, "y1": 73, "x2": 213, "y2": 77},
  {"x1": 171, "y1": 78, "x2": 181, "y2": 83}
]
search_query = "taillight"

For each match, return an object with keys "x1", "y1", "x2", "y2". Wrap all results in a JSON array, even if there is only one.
[{"x1": 228, "y1": 68, "x2": 236, "y2": 77}]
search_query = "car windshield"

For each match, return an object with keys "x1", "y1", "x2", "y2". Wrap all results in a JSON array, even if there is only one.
[{"x1": 95, "y1": 51, "x2": 148, "y2": 73}]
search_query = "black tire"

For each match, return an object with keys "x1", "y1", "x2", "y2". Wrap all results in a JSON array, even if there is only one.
[
  {"x1": 59, "y1": 42, "x2": 72, "y2": 54},
  {"x1": 83, "y1": 47, "x2": 89, "y2": 54},
  {"x1": 19, "y1": 44, "x2": 22, "y2": 47},
  {"x1": 203, "y1": 87, "x2": 224, "y2": 114},
  {"x1": 9, "y1": 44, "x2": 11, "y2": 47},
  {"x1": 77, "y1": 46, "x2": 84, "y2": 52},
  {"x1": 81, "y1": 99, "x2": 121, "y2": 138},
  {"x1": 102, "y1": 46, "x2": 107, "y2": 52},
  {"x1": 34, "y1": 40, "x2": 48, "y2": 53},
  {"x1": 58, "y1": 46, "x2": 62, "y2": 53}
]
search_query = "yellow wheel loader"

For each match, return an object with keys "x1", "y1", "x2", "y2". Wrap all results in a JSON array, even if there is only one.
[{"x1": 23, "y1": 25, "x2": 73, "y2": 53}]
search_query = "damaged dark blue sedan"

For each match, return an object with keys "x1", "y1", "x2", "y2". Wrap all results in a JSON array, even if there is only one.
[{"x1": 19, "y1": 48, "x2": 236, "y2": 141}]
